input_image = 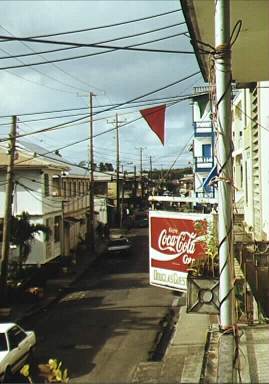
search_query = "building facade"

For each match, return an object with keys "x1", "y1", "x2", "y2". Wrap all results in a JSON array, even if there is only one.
[
  {"x1": 191, "y1": 87, "x2": 216, "y2": 200},
  {"x1": 0, "y1": 141, "x2": 109, "y2": 266}
]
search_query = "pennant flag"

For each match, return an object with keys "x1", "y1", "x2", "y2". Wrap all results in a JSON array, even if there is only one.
[
  {"x1": 202, "y1": 164, "x2": 218, "y2": 190},
  {"x1": 140, "y1": 104, "x2": 166, "y2": 145}
]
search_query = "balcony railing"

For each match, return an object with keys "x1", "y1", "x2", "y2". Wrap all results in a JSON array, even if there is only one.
[
  {"x1": 193, "y1": 121, "x2": 213, "y2": 137},
  {"x1": 194, "y1": 156, "x2": 213, "y2": 171}
]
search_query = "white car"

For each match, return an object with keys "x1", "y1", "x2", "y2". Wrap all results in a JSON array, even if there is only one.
[
  {"x1": 107, "y1": 237, "x2": 131, "y2": 255},
  {"x1": 0, "y1": 323, "x2": 36, "y2": 382}
]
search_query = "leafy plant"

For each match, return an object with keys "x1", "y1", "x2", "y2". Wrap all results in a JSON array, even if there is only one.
[
  {"x1": 20, "y1": 359, "x2": 69, "y2": 383},
  {"x1": 188, "y1": 219, "x2": 219, "y2": 278},
  {"x1": 10, "y1": 211, "x2": 50, "y2": 271}
]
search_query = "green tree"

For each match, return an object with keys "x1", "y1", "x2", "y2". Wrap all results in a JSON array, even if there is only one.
[
  {"x1": 105, "y1": 163, "x2": 114, "y2": 171},
  {"x1": 10, "y1": 212, "x2": 50, "y2": 271},
  {"x1": 99, "y1": 162, "x2": 105, "y2": 171}
]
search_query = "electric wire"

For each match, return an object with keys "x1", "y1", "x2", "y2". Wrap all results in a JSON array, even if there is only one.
[
  {"x1": 0, "y1": 93, "x2": 199, "y2": 119},
  {"x1": 0, "y1": 71, "x2": 200, "y2": 143},
  {"x1": 0, "y1": 32, "x2": 194, "y2": 71},
  {"x1": 11, "y1": 96, "x2": 193, "y2": 172},
  {"x1": 0, "y1": 23, "x2": 186, "y2": 60},
  {"x1": 0, "y1": 38, "x2": 87, "y2": 94},
  {"x1": 0, "y1": 94, "x2": 194, "y2": 126},
  {"x1": 0, "y1": 24, "x2": 91, "y2": 93},
  {"x1": 5, "y1": 8, "x2": 182, "y2": 40}
]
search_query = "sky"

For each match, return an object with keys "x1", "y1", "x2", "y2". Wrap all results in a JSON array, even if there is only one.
[{"x1": 0, "y1": 1, "x2": 203, "y2": 173}]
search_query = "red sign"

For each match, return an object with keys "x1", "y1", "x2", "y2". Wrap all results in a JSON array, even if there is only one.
[{"x1": 149, "y1": 211, "x2": 210, "y2": 291}]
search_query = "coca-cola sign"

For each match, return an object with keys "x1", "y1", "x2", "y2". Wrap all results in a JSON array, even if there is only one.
[{"x1": 149, "y1": 211, "x2": 210, "y2": 291}]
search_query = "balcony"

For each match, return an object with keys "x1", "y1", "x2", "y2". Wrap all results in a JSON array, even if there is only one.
[
  {"x1": 194, "y1": 156, "x2": 213, "y2": 172},
  {"x1": 193, "y1": 121, "x2": 213, "y2": 137}
]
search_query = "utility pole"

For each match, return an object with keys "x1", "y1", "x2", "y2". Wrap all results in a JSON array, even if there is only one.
[
  {"x1": 89, "y1": 92, "x2": 95, "y2": 252},
  {"x1": 149, "y1": 156, "x2": 153, "y2": 193},
  {"x1": 0, "y1": 116, "x2": 17, "y2": 304},
  {"x1": 215, "y1": 1, "x2": 235, "y2": 382},
  {"x1": 215, "y1": 0, "x2": 234, "y2": 331},
  {"x1": 108, "y1": 114, "x2": 125, "y2": 226},
  {"x1": 120, "y1": 171, "x2": 126, "y2": 228},
  {"x1": 136, "y1": 147, "x2": 146, "y2": 199},
  {"x1": 140, "y1": 148, "x2": 143, "y2": 197},
  {"x1": 134, "y1": 165, "x2": 137, "y2": 199},
  {"x1": 115, "y1": 114, "x2": 120, "y2": 225}
]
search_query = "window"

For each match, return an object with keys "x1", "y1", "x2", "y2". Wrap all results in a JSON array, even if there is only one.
[
  {"x1": 8, "y1": 326, "x2": 26, "y2": 349},
  {"x1": 54, "y1": 216, "x2": 61, "y2": 242},
  {"x1": 63, "y1": 182, "x2": 67, "y2": 198},
  {"x1": 52, "y1": 176, "x2": 61, "y2": 196},
  {"x1": 73, "y1": 182, "x2": 77, "y2": 197},
  {"x1": 44, "y1": 174, "x2": 49, "y2": 196},
  {"x1": 0, "y1": 333, "x2": 7, "y2": 351},
  {"x1": 240, "y1": 164, "x2": 243, "y2": 188},
  {"x1": 235, "y1": 101, "x2": 242, "y2": 120},
  {"x1": 0, "y1": 219, "x2": 3, "y2": 242},
  {"x1": 202, "y1": 144, "x2": 211, "y2": 160},
  {"x1": 245, "y1": 161, "x2": 248, "y2": 205},
  {"x1": 45, "y1": 219, "x2": 50, "y2": 242}
]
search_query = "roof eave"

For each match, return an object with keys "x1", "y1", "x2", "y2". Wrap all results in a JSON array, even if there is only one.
[{"x1": 180, "y1": 0, "x2": 209, "y2": 82}]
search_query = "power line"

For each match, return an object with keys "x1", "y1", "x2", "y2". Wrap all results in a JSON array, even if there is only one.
[
  {"x1": 0, "y1": 75, "x2": 200, "y2": 171},
  {"x1": 6, "y1": 8, "x2": 182, "y2": 40},
  {"x1": 0, "y1": 32, "x2": 194, "y2": 71},
  {"x1": 0, "y1": 93, "x2": 196, "y2": 119},
  {"x1": 0, "y1": 38, "x2": 87, "y2": 95},
  {"x1": 4, "y1": 96, "x2": 190, "y2": 170},
  {"x1": 0, "y1": 45, "x2": 78, "y2": 60},
  {"x1": 0, "y1": 23, "x2": 186, "y2": 93},
  {"x1": 1, "y1": 107, "x2": 188, "y2": 166},
  {"x1": 0, "y1": 24, "x2": 92, "y2": 93},
  {"x1": 0, "y1": 23, "x2": 185, "y2": 60},
  {"x1": 1, "y1": 66, "x2": 82, "y2": 95},
  {"x1": 0, "y1": 71, "x2": 200, "y2": 143},
  {"x1": 0, "y1": 95, "x2": 192, "y2": 126}
]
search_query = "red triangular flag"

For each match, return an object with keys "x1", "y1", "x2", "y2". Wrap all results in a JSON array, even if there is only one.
[{"x1": 140, "y1": 104, "x2": 166, "y2": 145}]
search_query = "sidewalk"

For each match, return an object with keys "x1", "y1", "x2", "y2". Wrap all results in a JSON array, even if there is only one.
[
  {"x1": 0, "y1": 239, "x2": 107, "y2": 324},
  {"x1": 132, "y1": 301, "x2": 212, "y2": 384},
  {"x1": 132, "y1": 300, "x2": 269, "y2": 383}
]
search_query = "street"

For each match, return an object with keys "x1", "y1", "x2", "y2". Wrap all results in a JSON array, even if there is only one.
[{"x1": 24, "y1": 229, "x2": 178, "y2": 383}]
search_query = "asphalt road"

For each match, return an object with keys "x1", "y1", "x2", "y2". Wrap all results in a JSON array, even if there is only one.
[{"x1": 26, "y1": 228, "x2": 177, "y2": 383}]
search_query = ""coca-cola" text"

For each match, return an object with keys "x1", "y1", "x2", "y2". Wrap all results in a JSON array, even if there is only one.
[{"x1": 158, "y1": 229, "x2": 198, "y2": 262}]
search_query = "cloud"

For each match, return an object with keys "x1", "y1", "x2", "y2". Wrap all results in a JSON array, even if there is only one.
[{"x1": 0, "y1": 1, "x2": 202, "y2": 172}]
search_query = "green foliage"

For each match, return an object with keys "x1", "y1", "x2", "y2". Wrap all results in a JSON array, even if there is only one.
[
  {"x1": 99, "y1": 162, "x2": 114, "y2": 172},
  {"x1": 20, "y1": 359, "x2": 69, "y2": 383},
  {"x1": 10, "y1": 211, "x2": 50, "y2": 268},
  {"x1": 189, "y1": 219, "x2": 219, "y2": 278}
]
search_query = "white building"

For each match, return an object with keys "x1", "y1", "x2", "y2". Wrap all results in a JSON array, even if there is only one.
[
  {"x1": 0, "y1": 141, "x2": 109, "y2": 265},
  {"x1": 235, "y1": 83, "x2": 269, "y2": 240},
  {"x1": 191, "y1": 87, "x2": 217, "y2": 200},
  {"x1": 0, "y1": 141, "x2": 68, "y2": 264}
]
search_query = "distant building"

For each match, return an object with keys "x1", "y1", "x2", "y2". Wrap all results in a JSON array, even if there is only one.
[
  {"x1": 0, "y1": 141, "x2": 109, "y2": 265},
  {"x1": 191, "y1": 87, "x2": 217, "y2": 201}
]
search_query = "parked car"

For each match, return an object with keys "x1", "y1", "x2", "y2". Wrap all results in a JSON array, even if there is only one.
[
  {"x1": 0, "y1": 323, "x2": 36, "y2": 382},
  {"x1": 106, "y1": 237, "x2": 131, "y2": 255},
  {"x1": 133, "y1": 212, "x2": 149, "y2": 228}
]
